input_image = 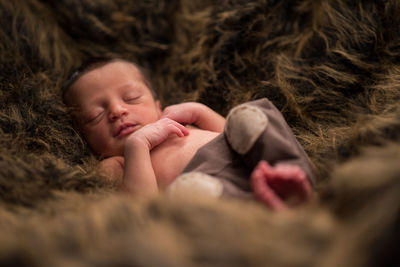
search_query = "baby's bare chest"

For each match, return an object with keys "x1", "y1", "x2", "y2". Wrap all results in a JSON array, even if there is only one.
[{"x1": 150, "y1": 127, "x2": 220, "y2": 188}]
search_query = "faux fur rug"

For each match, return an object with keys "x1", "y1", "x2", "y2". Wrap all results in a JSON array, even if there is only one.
[{"x1": 0, "y1": 0, "x2": 399, "y2": 266}]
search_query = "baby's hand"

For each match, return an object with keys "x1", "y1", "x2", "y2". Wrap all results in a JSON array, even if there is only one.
[
  {"x1": 161, "y1": 102, "x2": 204, "y2": 125},
  {"x1": 99, "y1": 156, "x2": 124, "y2": 184},
  {"x1": 250, "y1": 161, "x2": 312, "y2": 211},
  {"x1": 126, "y1": 118, "x2": 189, "y2": 151}
]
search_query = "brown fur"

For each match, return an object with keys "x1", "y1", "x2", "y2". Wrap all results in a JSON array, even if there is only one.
[{"x1": 0, "y1": 0, "x2": 399, "y2": 266}]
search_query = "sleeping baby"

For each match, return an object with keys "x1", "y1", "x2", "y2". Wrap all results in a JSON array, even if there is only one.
[{"x1": 63, "y1": 56, "x2": 314, "y2": 211}]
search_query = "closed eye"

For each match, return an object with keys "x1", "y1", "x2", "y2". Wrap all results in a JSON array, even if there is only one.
[
  {"x1": 86, "y1": 111, "x2": 104, "y2": 125},
  {"x1": 124, "y1": 95, "x2": 141, "y2": 103}
]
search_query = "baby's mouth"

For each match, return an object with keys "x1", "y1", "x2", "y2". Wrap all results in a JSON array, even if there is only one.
[{"x1": 114, "y1": 123, "x2": 138, "y2": 138}]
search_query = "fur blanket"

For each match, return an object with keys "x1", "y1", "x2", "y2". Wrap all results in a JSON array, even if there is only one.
[{"x1": 0, "y1": 0, "x2": 399, "y2": 266}]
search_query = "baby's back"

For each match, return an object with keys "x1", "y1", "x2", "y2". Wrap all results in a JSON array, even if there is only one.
[{"x1": 150, "y1": 126, "x2": 220, "y2": 189}]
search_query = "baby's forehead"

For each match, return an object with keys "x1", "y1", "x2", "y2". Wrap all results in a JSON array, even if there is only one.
[
  {"x1": 88, "y1": 60, "x2": 144, "y2": 78},
  {"x1": 75, "y1": 61, "x2": 145, "y2": 88}
]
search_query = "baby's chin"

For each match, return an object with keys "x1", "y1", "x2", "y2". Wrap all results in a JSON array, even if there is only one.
[{"x1": 97, "y1": 131, "x2": 140, "y2": 158}]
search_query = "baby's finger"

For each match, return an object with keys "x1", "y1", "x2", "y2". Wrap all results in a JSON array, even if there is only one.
[
  {"x1": 257, "y1": 161, "x2": 280, "y2": 181},
  {"x1": 273, "y1": 164, "x2": 301, "y2": 178},
  {"x1": 173, "y1": 120, "x2": 189, "y2": 136},
  {"x1": 272, "y1": 164, "x2": 312, "y2": 200},
  {"x1": 257, "y1": 160, "x2": 273, "y2": 174},
  {"x1": 251, "y1": 167, "x2": 287, "y2": 211},
  {"x1": 166, "y1": 122, "x2": 189, "y2": 137}
]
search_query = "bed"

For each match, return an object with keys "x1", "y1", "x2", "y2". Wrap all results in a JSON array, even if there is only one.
[{"x1": 0, "y1": 0, "x2": 399, "y2": 266}]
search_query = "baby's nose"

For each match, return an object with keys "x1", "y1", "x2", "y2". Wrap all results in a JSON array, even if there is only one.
[{"x1": 109, "y1": 103, "x2": 128, "y2": 121}]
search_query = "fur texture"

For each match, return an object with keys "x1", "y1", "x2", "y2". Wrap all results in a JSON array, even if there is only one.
[{"x1": 0, "y1": 0, "x2": 399, "y2": 266}]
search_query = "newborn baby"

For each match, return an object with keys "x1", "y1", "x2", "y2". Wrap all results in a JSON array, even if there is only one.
[{"x1": 63, "y1": 57, "x2": 313, "y2": 210}]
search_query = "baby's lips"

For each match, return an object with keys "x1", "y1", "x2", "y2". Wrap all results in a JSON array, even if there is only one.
[{"x1": 114, "y1": 123, "x2": 137, "y2": 138}]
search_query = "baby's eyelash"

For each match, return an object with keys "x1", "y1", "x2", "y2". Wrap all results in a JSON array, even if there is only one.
[
  {"x1": 125, "y1": 95, "x2": 141, "y2": 102},
  {"x1": 86, "y1": 112, "x2": 103, "y2": 124}
]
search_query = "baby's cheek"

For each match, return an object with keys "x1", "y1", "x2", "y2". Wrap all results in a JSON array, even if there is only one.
[{"x1": 85, "y1": 129, "x2": 111, "y2": 156}]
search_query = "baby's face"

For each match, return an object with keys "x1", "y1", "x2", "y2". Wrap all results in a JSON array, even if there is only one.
[{"x1": 65, "y1": 61, "x2": 162, "y2": 157}]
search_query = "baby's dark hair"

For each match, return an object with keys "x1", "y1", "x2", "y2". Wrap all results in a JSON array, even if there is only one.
[{"x1": 62, "y1": 55, "x2": 157, "y2": 100}]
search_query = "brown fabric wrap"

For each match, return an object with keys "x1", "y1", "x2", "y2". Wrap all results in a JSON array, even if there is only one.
[{"x1": 182, "y1": 98, "x2": 315, "y2": 199}]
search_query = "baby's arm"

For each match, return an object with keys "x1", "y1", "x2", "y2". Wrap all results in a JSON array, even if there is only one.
[
  {"x1": 161, "y1": 102, "x2": 225, "y2": 132},
  {"x1": 122, "y1": 118, "x2": 189, "y2": 198}
]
